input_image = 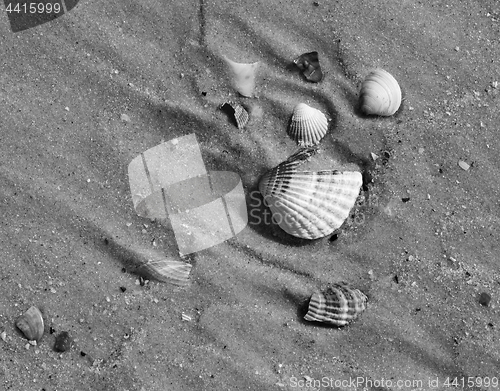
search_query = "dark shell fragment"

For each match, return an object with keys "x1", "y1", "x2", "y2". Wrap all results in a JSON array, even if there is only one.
[{"x1": 293, "y1": 51, "x2": 323, "y2": 82}]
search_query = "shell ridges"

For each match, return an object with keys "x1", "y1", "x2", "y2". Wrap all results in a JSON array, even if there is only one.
[
  {"x1": 259, "y1": 149, "x2": 362, "y2": 239},
  {"x1": 287, "y1": 103, "x2": 328, "y2": 146},
  {"x1": 360, "y1": 68, "x2": 401, "y2": 116},
  {"x1": 304, "y1": 284, "x2": 367, "y2": 326}
]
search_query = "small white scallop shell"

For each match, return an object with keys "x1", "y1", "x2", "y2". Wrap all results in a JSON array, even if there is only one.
[
  {"x1": 359, "y1": 69, "x2": 401, "y2": 116},
  {"x1": 16, "y1": 306, "x2": 44, "y2": 341},
  {"x1": 259, "y1": 148, "x2": 363, "y2": 239},
  {"x1": 223, "y1": 56, "x2": 260, "y2": 97},
  {"x1": 304, "y1": 283, "x2": 367, "y2": 327},
  {"x1": 288, "y1": 103, "x2": 328, "y2": 146}
]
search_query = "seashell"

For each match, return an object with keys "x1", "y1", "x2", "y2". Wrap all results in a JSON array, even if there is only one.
[
  {"x1": 220, "y1": 101, "x2": 249, "y2": 129},
  {"x1": 137, "y1": 258, "x2": 192, "y2": 287},
  {"x1": 16, "y1": 306, "x2": 44, "y2": 341},
  {"x1": 293, "y1": 52, "x2": 323, "y2": 82},
  {"x1": 223, "y1": 56, "x2": 259, "y2": 97},
  {"x1": 359, "y1": 69, "x2": 401, "y2": 116},
  {"x1": 304, "y1": 283, "x2": 367, "y2": 326},
  {"x1": 288, "y1": 103, "x2": 328, "y2": 146},
  {"x1": 259, "y1": 148, "x2": 363, "y2": 239}
]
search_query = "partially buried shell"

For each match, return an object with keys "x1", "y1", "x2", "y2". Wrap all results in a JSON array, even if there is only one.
[
  {"x1": 259, "y1": 148, "x2": 362, "y2": 239},
  {"x1": 220, "y1": 101, "x2": 249, "y2": 129},
  {"x1": 293, "y1": 52, "x2": 323, "y2": 82},
  {"x1": 288, "y1": 103, "x2": 328, "y2": 146},
  {"x1": 16, "y1": 306, "x2": 44, "y2": 341},
  {"x1": 223, "y1": 56, "x2": 259, "y2": 97},
  {"x1": 137, "y1": 258, "x2": 192, "y2": 287},
  {"x1": 304, "y1": 283, "x2": 367, "y2": 327},
  {"x1": 359, "y1": 68, "x2": 401, "y2": 116}
]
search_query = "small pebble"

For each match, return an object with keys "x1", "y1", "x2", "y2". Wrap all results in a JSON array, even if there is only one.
[
  {"x1": 0, "y1": 331, "x2": 6, "y2": 342},
  {"x1": 370, "y1": 152, "x2": 379, "y2": 161},
  {"x1": 54, "y1": 331, "x2": 72, "y2": 352},
  {"x1": 479, "y1": 292, "x2": 491, "y2": 307},
  {"x1": 120, "y1": 286, "x2": 127, "y2": 293},
  {"x1": 121, "y1": 113, "x2": 131, "y2": 122}
]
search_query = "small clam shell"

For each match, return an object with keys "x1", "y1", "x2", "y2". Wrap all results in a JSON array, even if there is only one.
[
  {"x1": 137, "y1": 258, "x2": 192, "y2": 287},
  {"x1": 359, "y1": 69, "x2": 401, "y2": 116},
  {"x1": 223, "y1": 56, "x2": 259, "y2": 97},
  {"x1": 259, "y1": 148, "x2": 363, "y2": 239},
  {"x1": 293, "y1": 52, "x2": 323, "y2": 82},
  {"x1": 304, "y1": 283, "x2": 367, "y2": 327},
  {"x1": 288, "y1": 103, "x2": 328, "y2": 146},
  {"x1": 16, "y1": 306, "x2": 44, "y2": 341},
  {"x1": 220, "y1": 101, "x2": 249, "y2": 129}
]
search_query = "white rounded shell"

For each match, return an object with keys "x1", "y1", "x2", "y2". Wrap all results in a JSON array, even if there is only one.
[
  {"x1": 287, "y1": 103, "x2": 328, "y2": 146},
  {"x1": 259, "y1": 149, "x2": 363, "y2": 239},
  {"x1": 359, "y1": 69, "x2": 401, "y2": 116}
]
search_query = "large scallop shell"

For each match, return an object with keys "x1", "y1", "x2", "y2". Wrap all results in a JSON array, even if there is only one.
[
  {"x1": 293, "y1": 51, "x2": 323, "y2": 82},
  {"x1": 223, "y1": 56, "x2": 259, "y2": 97},
  {"x1": 304, "y1": 283, "x2": 367, "y2": 327},
  {"x1": 288, "y1": 103, "x2": 328, "y2": 146},
  {"x1": 259, "y1": 148, "x2": 363, "y2": 239},
  {"x1": 16, "y1": 306, "x2": 44, "y2": 341},
  {"x1": 359, "y1": 69, "x2": 401, "y2": 116}
]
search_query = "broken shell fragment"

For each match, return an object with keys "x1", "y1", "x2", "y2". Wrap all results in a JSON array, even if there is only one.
[
  {"x1": 304, "y1": 283, "x2": 367, "y2": 326},
  {"x1": 137, "y1": 258, "x2": 192, "y2": 287},
  {"x1": 15, "y1": 306, "x2": 44, "y2": 342},
  {"x1": 223, "y1": 56, "x2": 259, "y2": 97},
  {"x1": 259, "y1": 148, "x2": 363, "y2": 239},
  {"x1": 359, "y1": 69, "x2": 401, "y2": 116},
  {"x1": 220, "y1": 101, "x2": 249, "y2": 129},
  {"x1": 293, "y1": 52, "x2": 323, "y2": 82},
  {"x1": 288, "y1": 103, "x2": 328, "y2": 146},
  {"x1": 458, "y1": 160, "x2": 470, "y2": 171}
]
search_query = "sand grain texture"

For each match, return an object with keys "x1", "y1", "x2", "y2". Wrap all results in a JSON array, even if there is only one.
[{"x1": 0, "y1": 0, "x2": 499, "y2": 390}]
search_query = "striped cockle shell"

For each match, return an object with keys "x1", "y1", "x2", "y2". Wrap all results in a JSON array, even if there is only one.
[
  {"x1": 16, "y1": 306, "x2": 44, "y2": 341},
  {"x1": 259, "y1": 148, "x2": 363, "y2": 239},
  {"x1": 304, "y1": 283, "x2": 367, "y2": 327},
  {"x1": 359, "y1": 69, "x2": 401, "y2": 116},
  {"x1": 220, "y1": 101, "x2": 249, "y2": 129},
  {"x1": 288, "y1": 103, "x2": 328, "y2": 146}
]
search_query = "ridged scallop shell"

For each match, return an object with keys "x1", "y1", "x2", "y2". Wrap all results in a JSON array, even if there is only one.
[
  {"x1": 359, "y1": 69, "x2": 401, "y2": 116},
  {"x1": 16, "y1": 306, "x2": 44, "y2": 341},
  {"x1": 259, "y1": 148, "x2": 363, "y2": 239},
  {"x1": 288, "y1": 103, "x2": 328, "y2": 146},
  {"x1": 223, "y1": 56, "x2": 259, "y2": 97},
  {"x1": 137, "y1": 259, "x2": 192, "y2": 287},
  {"x1": 221, "y1": 101, "x2": 249, "y2": 129},
  {"x1": 293, "y1": 51, "x2": 323, "y2": 82},
  {"x1": 304, "y1": 283, "x2": 367, "y2": 327}
]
